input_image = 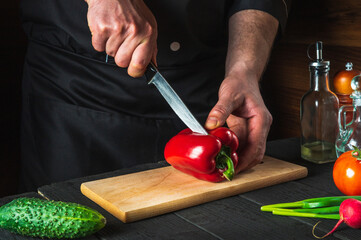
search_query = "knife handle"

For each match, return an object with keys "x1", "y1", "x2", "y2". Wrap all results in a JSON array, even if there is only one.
[{"x1": 144, "y1": 62, "x2": 158, "y2": 84}]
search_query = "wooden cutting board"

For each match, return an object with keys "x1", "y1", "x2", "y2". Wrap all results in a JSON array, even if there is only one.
[{"x1": 81, "y1": 156, "x2": 307, "y2": 223}]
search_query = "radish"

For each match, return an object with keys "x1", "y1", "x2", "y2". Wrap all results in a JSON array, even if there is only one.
[{"x1": 313, "y1": 198, "x2": 361, "y2": 238}]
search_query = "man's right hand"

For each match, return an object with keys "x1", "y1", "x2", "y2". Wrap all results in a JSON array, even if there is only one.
[{"x1": 85, "y1": 0, "x2": 158, "y2": 77}]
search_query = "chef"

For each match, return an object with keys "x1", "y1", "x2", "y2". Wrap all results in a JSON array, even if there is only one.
[{"x1": 19, "y1": 0, "x2": 290, "y2": 191}]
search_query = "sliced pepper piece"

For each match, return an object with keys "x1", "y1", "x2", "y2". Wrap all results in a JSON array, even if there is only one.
[{"x1": 164, "y1": 127, "x2": 239, "y2": 182}]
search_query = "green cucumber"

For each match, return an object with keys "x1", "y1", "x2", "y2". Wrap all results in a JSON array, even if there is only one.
[{"x1": 0, "y1": 197, "x2": 106, "y2": 239}]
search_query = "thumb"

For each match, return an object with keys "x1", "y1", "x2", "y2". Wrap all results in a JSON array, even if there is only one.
[{"x1": 205, "y1": 99, "x2": 233, "y2": 130}]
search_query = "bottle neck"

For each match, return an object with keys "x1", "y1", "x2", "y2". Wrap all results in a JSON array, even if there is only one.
[
  {"x1": 353, "y1": 97, "x2": 361, "y2": 107},
  {"x1": 310, "y1": 69, "x2": 330, "y2": 91},
  {"x1": 354, "y1": 105, "x2": 361, "y2": 121}
]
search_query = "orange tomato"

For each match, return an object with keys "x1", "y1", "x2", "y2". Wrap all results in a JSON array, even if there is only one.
[
  {"x1": 333, "y1": 150, "x2": 361, "y2": 196},
  {"x1": 333, "y1": 69, "x2": 361, "y2": 95}
]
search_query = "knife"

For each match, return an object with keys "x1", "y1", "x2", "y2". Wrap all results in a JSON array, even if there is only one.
[{"x1": 145, "y1": 62, "x2": 208, "y2": 135}]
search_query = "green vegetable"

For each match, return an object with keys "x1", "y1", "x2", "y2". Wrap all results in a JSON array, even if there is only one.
[
  {"x1": 272, "y1": 206, "x2": 340, "y2": 214},
  {"x1": 261, "y1": 196, "x2": 361, "y2": 219},
  {"x1": 272, "y1": 209, "x2": 340, "y2": 219},
  {"x1": 0, "y1": 197, "x2": 106, "y2": 239},
  {"x1": 261, "y1": 196, "x2": 361, "y2": 211}
]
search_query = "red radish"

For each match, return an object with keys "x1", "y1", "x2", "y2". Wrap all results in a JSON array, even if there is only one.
[{"x1": 313, "y1": 198, "x2": 361, "y2": 238}]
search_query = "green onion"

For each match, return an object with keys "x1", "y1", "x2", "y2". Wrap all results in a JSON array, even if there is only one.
[
  {"x1": 272, "y1": 210, "x2": 340, "y2": 219},
  {"x1": 261, "y1": 196, "x2": 361, "y2": 212},
  {"x1": 260, "y1": 196, "x2": 361, "y2": 219},
  {"x1": 271, "y1": 206, "x2": 340, "y2": 214}
]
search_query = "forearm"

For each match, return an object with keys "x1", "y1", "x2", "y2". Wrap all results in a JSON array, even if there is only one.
[{"x1": 226, "y1": 10, "x2": 279, "y2": 81}]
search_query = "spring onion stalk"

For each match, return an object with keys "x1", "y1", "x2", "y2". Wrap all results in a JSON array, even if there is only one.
[
  {"x1": 271, "y1": 206, "x2": 340, "y2": 214},
  {"x1": 272, "y1": 210, "x2": 340, "y2": 219},
  {"x1": 261, "y1": 196, "x2": 361, "y2": 212},
  {"x1": 261, "y1": 196, "x2": 361, "y2": 219}
]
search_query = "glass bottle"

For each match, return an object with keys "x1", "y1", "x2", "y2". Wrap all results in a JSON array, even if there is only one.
[
  {"x1": 300, "y1": 41, "x2": 339, "y2": 163},
  {"x1": 335, "y1": 75, "x2": 361, "y2": 157}
]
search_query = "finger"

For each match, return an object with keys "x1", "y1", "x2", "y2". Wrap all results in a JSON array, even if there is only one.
[
  {"x1": 91, "y1": 33, "x2": 108, "y2": 52},
  {"x1": 235, "y1": 139, "x2": 264, "y2": 173},
  {"x1": 205, "y1": 97, "x2": 234, "y2": 130},
  {"x1": 114, "y1": 37, "x2": 139, "y2": 69},
  {"x1": 128, "y1": 40, "x2": 155, "y2": 77},
  {"x1": 105, "y1": 34, "x2": 124, "y2": 57},
  {"x1": 89, "y1": 19, "x2": 114, "y2": 52},
  {"x1": 226, "y1": 115, "x2": 247, "y2": 144},
  {"x1": 235, "y1": 114, "x2": 271, "y2": 173},
  {"x1": 242, "y1": 155, "x2": 263, "y2": 171},
  {"x1": 238, "y1": 161, "x2": 261, "y2": 174}
]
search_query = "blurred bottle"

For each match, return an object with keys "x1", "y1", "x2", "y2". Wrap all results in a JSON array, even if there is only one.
[
  {"x1": 300, "y1": 41, "x2": 339, "y2": 163},
  {"x1": 335, "y1": 75, "x2": 361, "y2": 157},
  {"x1": 333, "y1": 62, "x2": 361, "y2": 124}
]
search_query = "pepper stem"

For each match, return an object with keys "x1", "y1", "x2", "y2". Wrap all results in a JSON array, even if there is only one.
[{"x1": 216, "y1": 146, "x2": 235, "y2": 181}]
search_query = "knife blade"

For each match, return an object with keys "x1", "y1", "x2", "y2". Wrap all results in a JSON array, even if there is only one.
[{"x1": 145, "y1": 62, "x2": 208, "y2": 135}]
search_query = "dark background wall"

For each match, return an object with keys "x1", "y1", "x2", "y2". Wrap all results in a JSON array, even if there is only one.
[
  {"x1": 262, "y1": 0, "x2": 361, "y2": 139},
  {"x1": 0, "y1": 0, "x2": 26, "y2": 197},
  {"x1": 1, "y1": 0, "x2": 361, "y2": 197}
]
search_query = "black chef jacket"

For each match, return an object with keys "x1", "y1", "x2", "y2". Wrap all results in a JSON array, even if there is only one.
[{"x1": 19, "y1": 0, "x2": 290, "y2": 191}]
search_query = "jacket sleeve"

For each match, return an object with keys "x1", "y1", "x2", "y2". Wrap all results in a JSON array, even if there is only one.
[{"x1": 228, "y1": 0, "x2": 292, "y2": 33}]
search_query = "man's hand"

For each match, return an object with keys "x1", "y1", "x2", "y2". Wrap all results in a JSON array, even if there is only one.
[
  {"x1": 206, "y1": 71, "x2": 273, "y2": 173},
  {"x1": 85, "y1": 0, "x2": 158, "y2": 77},
  {"x1": 205, "y1": 10, "x2": 279, "y2": 173}
]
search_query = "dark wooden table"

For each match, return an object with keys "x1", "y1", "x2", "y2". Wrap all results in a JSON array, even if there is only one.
[{"x1": 1, "y1": 138, "x2": 360, "y2": 240}]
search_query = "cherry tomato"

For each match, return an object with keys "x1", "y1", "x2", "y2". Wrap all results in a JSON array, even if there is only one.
[
  {"x1": 333, "y1": 69, "x2": 360, "y2": 95},
  {"x1": 333, "y1": 150, "x2": 361, "y2": 196}
]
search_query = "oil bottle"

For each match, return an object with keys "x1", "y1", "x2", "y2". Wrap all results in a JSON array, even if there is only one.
[
  {"x1": 300, "y1": 41, "x2": 339, "y2": 163},
  {"x1": 335, "y1": 75, "x2": 361, "y2": 157}
]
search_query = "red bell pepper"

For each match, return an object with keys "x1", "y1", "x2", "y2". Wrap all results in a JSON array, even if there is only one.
[{"x1": 164, "y1": 127, "x2": 239, "y2": 182}]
